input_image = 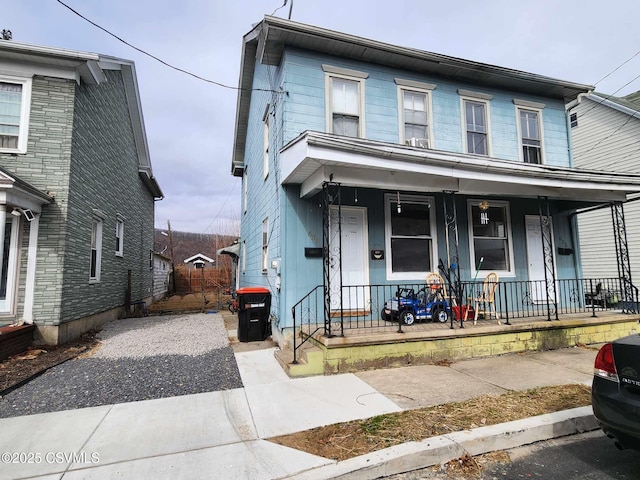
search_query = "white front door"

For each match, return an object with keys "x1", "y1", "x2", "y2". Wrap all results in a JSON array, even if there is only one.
[
  {"x1": 525, "y1": 215, "x2": 555, "y2": 303},
  {"x1": 329, "y1": 206, "x2": 369, "y2": 311}
]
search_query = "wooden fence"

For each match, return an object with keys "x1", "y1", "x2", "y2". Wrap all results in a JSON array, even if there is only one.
[{"x1": 173, "y1": 265, "x2": 232, "y2": 293}]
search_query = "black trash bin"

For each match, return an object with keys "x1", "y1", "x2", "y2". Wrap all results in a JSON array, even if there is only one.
[{"x1": 236, "y1": 287, "x2": 272, "y2": 342}]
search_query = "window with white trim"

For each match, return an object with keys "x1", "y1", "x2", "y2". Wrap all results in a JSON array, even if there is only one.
[
  {"x1": 396, "y1": 79, "x2": 435, "y2": 147},
  {"x1": 242, "y1": 240, "x2": 246, "y2": 274},
  {"x1": 384, "y1": 194, "x2": 436, "y2": 280},
  {"x1": 519, "y1": 109, "x2": 542, "y2": 164},
  {"x1": 0, "y1": 77, "x2": 32, "y2": 154},
  {"x1": 243, "y1": 168, "x2": 248, "y2": 214},
  {"x1": 115, "y1": 216, "x2": 124, "y2": 257},
  {"x1": 464, "y1": 99, "x2": 489, "y2": 155},
  {"x1": 262, "y1": 218, "x2": 268, "y2": 273},
  {"x1": 468, "y1": 200, "x2": 514, "y2": 276},
  {"x1": 90, "y1": 216, "x2": 103, "y2": 282},
  {"x1": 401, "y1": 90, "x2": 430, "y2": 145},
  {"x1": 263, "y1": 105, "x2": 270, "y2": 179},
  {"x1": 323, "y1": 65, "x2": 367, "y2": 138}
]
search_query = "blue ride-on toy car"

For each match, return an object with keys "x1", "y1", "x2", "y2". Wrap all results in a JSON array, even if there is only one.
[{"x1": 381, "y1": 286, "x2": 451, "y2": 325}]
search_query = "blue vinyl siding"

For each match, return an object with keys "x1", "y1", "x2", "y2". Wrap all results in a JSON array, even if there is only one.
[{"x1": 240, "y1": 47, "x2": 577, "y2": 329}]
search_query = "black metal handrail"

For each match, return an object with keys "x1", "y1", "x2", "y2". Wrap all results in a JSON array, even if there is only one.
[{"x1": 290, "y1": 278, "x2": 631, "y2": 352}]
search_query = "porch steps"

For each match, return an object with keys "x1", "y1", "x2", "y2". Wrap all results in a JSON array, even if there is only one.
[{"x1": 274, "y1": 342, "x2": 325, "y2": 377}]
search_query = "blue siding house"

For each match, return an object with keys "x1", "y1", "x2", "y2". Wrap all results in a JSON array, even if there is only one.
[{"x1": 231, "y1": 16, "x2": 640, "y2": 351}]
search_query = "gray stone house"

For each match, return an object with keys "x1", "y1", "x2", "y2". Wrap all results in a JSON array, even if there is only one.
[{"x1": 0, "y1": 40, "x2": 163, "y2": 344}]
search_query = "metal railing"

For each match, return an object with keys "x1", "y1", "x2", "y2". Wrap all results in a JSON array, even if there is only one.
[{"x1": 290, "y1": 277, "x2": 639, "y2": 363}]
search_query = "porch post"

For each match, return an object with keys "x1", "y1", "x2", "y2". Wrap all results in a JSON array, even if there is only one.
[
  {"x1": 322, "y1": 180, "x2": 343, "y2": 337},
  {"x1": 443, "y1": 191, "x2": 462, "y2": 328},
  {"x1": 23, "y1": 214, "x2": 40, "y2": 324},
  {"x1": 611, "y1": 201, "x2": 636, "y2": 313},
  {"x1": 538, "y1": 196, "x2": 558, "y2": 321}
]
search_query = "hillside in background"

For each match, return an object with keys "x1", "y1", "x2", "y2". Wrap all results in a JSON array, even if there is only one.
[{"x1": 153, "y1": 229, "x2": 237, "y2": 265}]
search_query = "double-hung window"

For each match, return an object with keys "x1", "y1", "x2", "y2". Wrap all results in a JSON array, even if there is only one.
[
  {"x1": 396, "y1": 79, "x2": 435, "y2": 147},
  {"x1": 514, "y1": 99, "x2": 545, "y2": 164},
  {"x1": 385, "y1": 194, "x2": 436, "y2": 280},
  {"x1": 323, "y1": 65, "x2": 367, "y2": 138},
  {"x1": 468, "y1": 200, "x2": 514, "y2": 276},
  {"x1": 263, "y1": 104, "x2": 270, "y2": 179},
  {"x1": 0, "y1": 77, "x2": 32, "y2": 154},
  {"x1": 115, "y1": 215, "x2": 124, "y2": 257},
  {"x1": 262, "y1": 218, "x2": 268, "y2": 273},
  {"x1": 465, "y1": 100, "x2": 488, "y2": 154},
  {"x1": 90, "y1": 213, "x2": 104, "y2": 283}
]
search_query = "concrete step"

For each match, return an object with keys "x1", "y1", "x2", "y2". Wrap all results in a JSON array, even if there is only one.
[{"x1": 275, "y1": 343, "x2": 324, "y2": 377}]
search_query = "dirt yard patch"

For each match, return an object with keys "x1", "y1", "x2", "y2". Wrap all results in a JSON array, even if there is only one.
[
  {"x1": 0, "y1": 331, "x2": 100, "y2": 394},
  {"x1": 269, "y1": 384, "x2": 591, "y2": 462}
]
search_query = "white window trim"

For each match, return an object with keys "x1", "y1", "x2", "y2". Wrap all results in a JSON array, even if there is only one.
[
  {"x1": 397, "y1": 84, "x2": 435, "y2": 147},
  {"x1": 115, "y1": 214, "x2": 125, "y2": 257},
  {"x1": 0, "y1": 75, "x2": 32, "y2": 155},
  {"x1": 262, "y1": 218, "x2": 269, "y2": 274},
  {"x1": 324, "y1": 68, "x2": 366, "y2": 138},
  {"x1": 384, "y1": 193, "x2": 437, "y2": 281},
  {"x1": 515, "y1": 105, "x2": 545, "y2": 164},
  {"x1": 460, "y1": 94, "x2": 492, "y2": 156},
  {"x1": 243, "y1": 168, "x2": 248, "y2": 214},
  {"x1": 467, "y1": 199, "x2": 516, "y2": 278},
  {"x1": 242, "y1": 240, "x2": 246, "y2": 274},
  {"x1": 263, "y1": 104, "x2": 270, "y2": 180},
  {"x1": 90, "y1": 215, "x2": 103, "y2": 283}
]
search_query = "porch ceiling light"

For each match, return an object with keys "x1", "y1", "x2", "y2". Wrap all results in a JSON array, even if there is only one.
[
  {"x1": 397, "y1": 191, "x2": 402, "y2": 214},
  {"x1": 479, "y1": 200, "x2": 490, "y2": 211},
  {"x1": 10, "y1": 208, "x2": 21, "y2": 217}
]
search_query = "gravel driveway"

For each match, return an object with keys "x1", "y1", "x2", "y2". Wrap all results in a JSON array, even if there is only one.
[{"x1": 0, "y1": 313, "x2": 243, "y2": 418}]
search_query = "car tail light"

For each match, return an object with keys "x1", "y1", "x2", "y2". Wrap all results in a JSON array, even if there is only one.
[{"x1": 594, "y1": 343, "x2": 619, "y2": 382}]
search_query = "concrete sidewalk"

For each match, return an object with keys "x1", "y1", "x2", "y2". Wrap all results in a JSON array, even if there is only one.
[{"x1": 0, "y1": 342, "x2": 601, "y2": 479}]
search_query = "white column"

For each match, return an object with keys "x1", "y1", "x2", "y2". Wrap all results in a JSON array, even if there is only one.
[{"x1": 22, "y1": 214, "x2": 39, "y2": 324}]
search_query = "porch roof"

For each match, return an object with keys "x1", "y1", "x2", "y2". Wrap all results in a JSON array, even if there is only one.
[
  {"x1": 0, "y1": 166, "x2": 52, "y2": 212},
  {"x1": 280, "y1": 131, "x2": 640, "y2": 203}
]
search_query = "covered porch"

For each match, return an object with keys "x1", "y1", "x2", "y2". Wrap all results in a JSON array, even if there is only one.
[{"x1": 277, "y1": 132, "x2": 640, "y2": 372}]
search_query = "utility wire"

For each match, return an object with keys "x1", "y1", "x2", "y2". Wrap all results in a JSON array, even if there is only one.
[{"x1": 55, "y1": 0, "x2": 281, "y2": 94}]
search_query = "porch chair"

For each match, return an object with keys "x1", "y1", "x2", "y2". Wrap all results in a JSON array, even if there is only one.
[
  {"x1": 425, "y1": 272, "x2": 447, "y2": 302},
  {"x1": 469, "y1": 272, "x2": 500, "y2": 325}
]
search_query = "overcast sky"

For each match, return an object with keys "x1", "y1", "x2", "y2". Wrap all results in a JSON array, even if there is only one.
[{"x1": 4, "y1": 0, "x2": 640, "y2": 233}]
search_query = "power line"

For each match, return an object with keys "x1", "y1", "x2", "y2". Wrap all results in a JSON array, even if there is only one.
[
  {"x1": 55, "y1": 0, "x2": 281, "y2": 94},
  {"x1": 593, "y1": 48, "x2": 640, "y2": 87}
]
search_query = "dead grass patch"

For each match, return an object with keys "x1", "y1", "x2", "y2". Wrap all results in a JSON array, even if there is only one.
[{"x1": 269, "y1": 384, "x2": 591, "y2": 461}]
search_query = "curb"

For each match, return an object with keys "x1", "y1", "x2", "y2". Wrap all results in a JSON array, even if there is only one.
[{"x1": 280, "y1": 407, "x2": 598, "y2": 480}]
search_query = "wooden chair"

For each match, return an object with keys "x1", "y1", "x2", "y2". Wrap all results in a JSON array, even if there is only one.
[{"x1": 469, "y1": 272, "x2": 500, "y2": 325}]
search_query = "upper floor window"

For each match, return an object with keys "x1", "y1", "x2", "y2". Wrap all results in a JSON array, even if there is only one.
[
  {"x1": 514, "y1": 99, "x2": 545, "y2": 164},
  {"x1": 396, "y1": 79, "x2": 435, "y2": 148},
  {"x1": 263, "y1": 105, "x2": 270, "y2": 179},
  {"x1": 459, "y1": 90, "x2": 492, "y2": 156},
  {"x1": 0, "y1": 77, "x2": 32, "y2": 154},
  {"x1": 323, "y1": 65, "x2": 367, "y2": 138},
  {"x1": 468, "y1": 200, "x2": 514, "y2": 277},
  {"x1": 243, "y1": 168, "x2": 248, "y2": 214},
  {"x1": 384, "y1": 193, "x2": 436, "y2": 281},
  {"x1": 464, "y1": 100, "x2": 488, "y2": 155}
]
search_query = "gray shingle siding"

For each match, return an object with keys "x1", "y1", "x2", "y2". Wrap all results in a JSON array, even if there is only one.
[
  {"x1": 61, "y1": 69, "x2": 155, "y2": 323},
  {"x1": 0, "y1": 77, "x2": 75, "y2": 326}
]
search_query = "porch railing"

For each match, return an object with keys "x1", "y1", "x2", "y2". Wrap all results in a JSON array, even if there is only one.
[{"x1": 290, "y1": 277, "x2": 639, "y2": 363}]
